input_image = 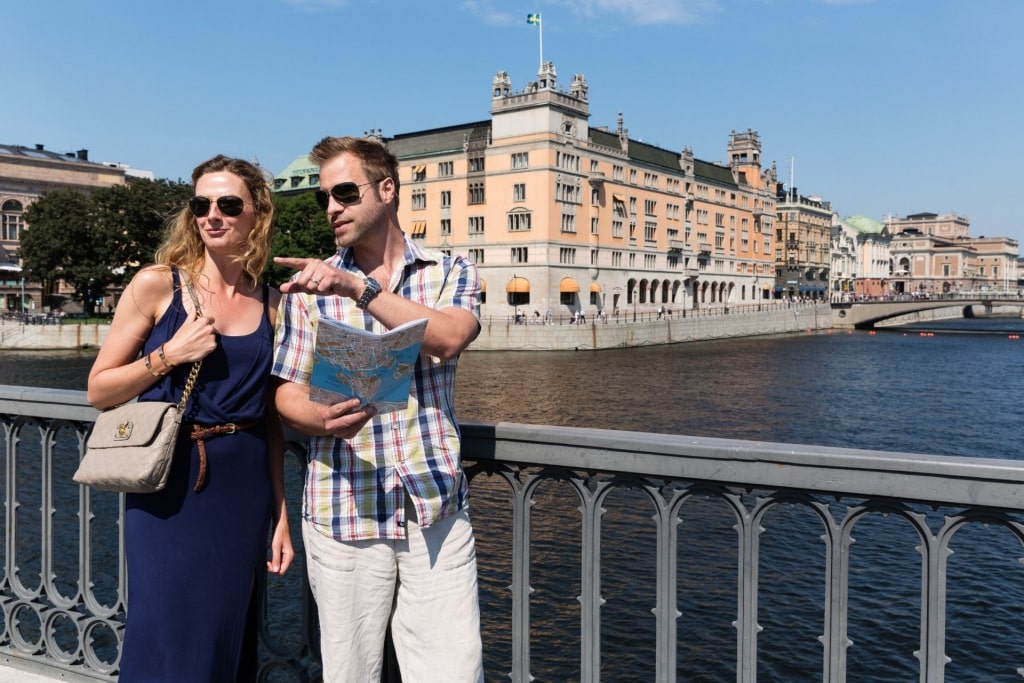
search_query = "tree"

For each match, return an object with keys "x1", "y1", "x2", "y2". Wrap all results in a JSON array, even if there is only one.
[
  {"x1": 20, "y1": 189, "x2": 99, "y2": 311},
  {"x1": 91, "y1": 178, "x2": 193, "y2": 284},
  {"x1": 20, "y1": 179, "x2": 191, "y2": 314},
  {"x1": 266, "y1": 192, "x2": 336, "y2": 285}
]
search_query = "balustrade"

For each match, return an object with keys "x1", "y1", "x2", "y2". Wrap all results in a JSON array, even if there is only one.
[{"x1": 2, "y1": 387, "x2": 1024, "y2": 681}]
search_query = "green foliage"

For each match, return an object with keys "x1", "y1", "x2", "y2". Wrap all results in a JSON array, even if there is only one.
[
  {"x1": 20, "y1": 178, "x2": 192, "y2": 314},
  {"x1": 266, "y1": 192, "x2": 336, "y2": 286}
]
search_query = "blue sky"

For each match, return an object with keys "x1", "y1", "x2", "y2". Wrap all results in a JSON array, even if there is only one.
[{"x1": 8, "y1": 0, "x2": 1024, "y2": 241}]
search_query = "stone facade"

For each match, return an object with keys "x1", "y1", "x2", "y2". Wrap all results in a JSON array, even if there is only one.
[{"x1": 0, "y1": 144, "x2": 129, "y2": 313}]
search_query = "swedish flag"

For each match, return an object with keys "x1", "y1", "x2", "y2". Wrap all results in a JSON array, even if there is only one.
[{"x1": 527, "y1": 13, "x2": 541, "y2": 25}]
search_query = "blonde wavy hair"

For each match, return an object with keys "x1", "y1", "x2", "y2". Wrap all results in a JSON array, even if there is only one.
[{"x1": 155, "y1": 155, "x2": 274, "y2": 287}]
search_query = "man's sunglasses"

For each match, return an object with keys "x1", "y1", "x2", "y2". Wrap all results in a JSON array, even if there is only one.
[
  {"x1": 314, "y1": 179, "x2": 383, "y2": 211},
  {"x1": 189, "y1": 195, "x2": 247, "y2": 218}
]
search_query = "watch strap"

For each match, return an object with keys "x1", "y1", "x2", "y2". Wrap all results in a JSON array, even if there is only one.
[{"x1": 355, "y1": 277, "x2": 382, "y2": 309}]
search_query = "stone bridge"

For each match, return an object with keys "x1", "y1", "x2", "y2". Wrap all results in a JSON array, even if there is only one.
[{"x1": 831, "y1": 296, "x2": 1024, "y2": 329}]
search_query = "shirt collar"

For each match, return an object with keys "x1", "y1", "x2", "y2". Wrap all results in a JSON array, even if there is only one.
[{"x1": 337, "y1": 232, "x2": 437, "y2": 276}]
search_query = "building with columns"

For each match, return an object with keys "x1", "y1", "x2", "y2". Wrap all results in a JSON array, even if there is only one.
[
  {"x1": 302, "y1": 63, "x2": 779, "y2": 319},
  {"x1": 886, "y1": 213, "x2": 1018, "y2": 295}
]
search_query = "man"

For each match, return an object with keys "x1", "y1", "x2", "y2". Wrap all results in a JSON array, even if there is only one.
[{"x1": 271, "y1": 136, "x2": 483, "y2": 682}]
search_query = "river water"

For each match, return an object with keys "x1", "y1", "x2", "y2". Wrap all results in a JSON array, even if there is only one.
[{"x1": 3, "y1": 316, "x2": 1024, "y2": 681}]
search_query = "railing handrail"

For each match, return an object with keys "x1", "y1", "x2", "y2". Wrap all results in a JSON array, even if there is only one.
[{"x1": 4, "y1": 387, "x2": 1024, "y2": 682}]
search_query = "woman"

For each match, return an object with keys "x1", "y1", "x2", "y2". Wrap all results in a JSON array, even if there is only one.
[{"x1": 87, "y1": 155, "x2": 293, "y2": 681}]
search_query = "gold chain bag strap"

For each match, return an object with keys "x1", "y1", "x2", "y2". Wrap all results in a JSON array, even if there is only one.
[{"x1": 73, "y1": 277, "x2": 204, "y2": 493}]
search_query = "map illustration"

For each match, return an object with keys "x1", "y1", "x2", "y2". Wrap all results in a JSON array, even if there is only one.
[{"x1": 309, "y1": 318, "x2": 428, "y2": 413}]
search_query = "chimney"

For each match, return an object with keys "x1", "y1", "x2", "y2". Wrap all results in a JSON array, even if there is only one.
[
  {"x1": 76, "y1": 149, "x2": 89, "y2": 161},
  {"x1": 35, "y1": 144, "x2": 44, "y2": 151}
]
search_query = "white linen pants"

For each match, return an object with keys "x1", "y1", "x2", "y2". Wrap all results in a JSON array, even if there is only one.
[{"x1": 303, "y1": 510, "x2": 484, "y2": 683}]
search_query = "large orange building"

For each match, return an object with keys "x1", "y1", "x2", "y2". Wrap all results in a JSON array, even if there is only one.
[{"x1": 273, "y1": 63, "x2": 779, "y2": 319}]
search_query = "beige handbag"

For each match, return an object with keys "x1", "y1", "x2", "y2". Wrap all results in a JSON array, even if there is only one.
[{"x1": 73, "y1": 279, "x2": 203, "y2": 493}]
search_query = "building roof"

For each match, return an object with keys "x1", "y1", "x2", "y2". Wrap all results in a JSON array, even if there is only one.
[
  {"x1": 843, "y1": 215, "x2": 886, "y2": 234},
  {"x1": 0, "y1": 143, "x2": 95, "y2": 165},
  {"x1": 387, "y1": 121, "x2": 492, "y2": 160},
  {"x1": 273, "y1": 154, "x2": 320, "y2": 193},
  {"x1": 588, "y1": 128, "x2": 735, "y2": 186}
]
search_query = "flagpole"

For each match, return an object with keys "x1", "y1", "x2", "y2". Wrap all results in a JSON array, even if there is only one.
[{"x1": 538, "y1": 16, "x2": 543, "y2": 68}]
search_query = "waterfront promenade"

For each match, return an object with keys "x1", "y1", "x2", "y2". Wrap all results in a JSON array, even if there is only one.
[{"x1": 0, "y1": 301, "x2": 833, "y2": 351}]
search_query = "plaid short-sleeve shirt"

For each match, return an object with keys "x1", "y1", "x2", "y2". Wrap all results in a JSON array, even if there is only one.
[{"x1": 272, "y1": 236, "x2": 480, "y2": 541}]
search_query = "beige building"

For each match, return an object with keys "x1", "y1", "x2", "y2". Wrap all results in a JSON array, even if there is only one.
[
  {"x1": 0, "y1": 144, "x2": 129, "y2": 312},
  {"x1": 842, "y1": 215, "x2": 893, "y2": 299},
  {"x1": 346, "y1": 63, "x2": 780, "y2": 319},
  {"x1": 886, "y1": 212, "x2": 1018, "y2": 295},
  {"x1": 773, "y1": 187, "x2": 833, "y2": 300}
]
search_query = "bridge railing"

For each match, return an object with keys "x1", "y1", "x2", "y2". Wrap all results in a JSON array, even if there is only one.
[{"x1": 2, "y1": 386, "x2": 1024, "y2": 682}]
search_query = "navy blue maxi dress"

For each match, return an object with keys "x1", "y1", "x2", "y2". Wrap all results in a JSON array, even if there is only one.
[{"x1": 119, "y1": 272, "x2": 274, "y2": 682}]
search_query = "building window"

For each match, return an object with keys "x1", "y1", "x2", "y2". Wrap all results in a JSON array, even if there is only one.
[
  {"x1": 440, "y1": 219, "x2": 451, "y2": 236},
  {"x1": 645, "y1": 222, "x2": 657, "y2": 242},
  {"x1": 409, "y1": 221, "x2": 427, "y2": 239},
  {"x1": 561, "y1": 214, "x2": 576, "y2": 233},
  {"x1": 468, "y1": 181, "x2": 485, "y2": 205},
  {"x1": 438, "y1": 161, "x2": 454, "y2": 177},
  {"x1": 590, "y1": 249, "x2": 598, "y2": 265},
  {"x1": 556, "y1": 151, "x2": 579, "y2": 171},
  {"x1": 412, "y1": 165, "x2": 426, "y2": 182},
  {"x1": 613, "y1": 165, "x2": 624, "y2": 181},
  {"x1": 468, "y1": 216, "x2": 485, "y2": 235},
  {"x1": 591, "y1": 217, "x2": 599, "y2": 235},
  {"x1": 612, "y1": 251, "x2": 622, "y2": 267},
  {"x1": 511, "y1": 152, "x2": 529, "y2": 169},
  {"x1": 511, "y1": 247, "x2": 528, "y2": 264},
  {"x1": 612, "y1": 220, "x2": 623, "y2": 238},
  {"x1": 2, "y1": 200, "x2": 24, "y2": 241},
  {"x1": 629, "y1": 169, "x2": 637, "y2": 184},
  {"x1": 715, "y1": 212, "x2": 725, "y2": 228},
  {"x1": 469, "y1": 156, "x2": 485, "y2": 173},
  {"x1": 514, "y1": 183, "x2": 526, "y2": 202},
  {"x1": 645, "y1": 254, "x2": 656, "y2": 268},
  {"x1": 591, "y1": 188, "x2": 600, "y2": 206},
  {"x1": 468, "y1": 248, "x2": 485, "y2": 264},
  {"x1": 508, "y1": 212, "x2": 532, "y2": 231},
  {"x1": 560, "y1": 248, "x2": 576, "y2": 264},
  {"x1": 411, "y1": 190, "x2": 427, "y2": 210},
  {"x1": 612, "y1": 197, "x2": 626, "y2": 219},
  {"x1": 440, "y1": 190, "x2": 452, "y2": 208},
  {"x1": 645, "y1": 199, "x2": 657, "y2": 216}
]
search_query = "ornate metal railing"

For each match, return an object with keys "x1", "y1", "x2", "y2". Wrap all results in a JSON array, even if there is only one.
[{"x1": 2, "y1": 386, "x2": 1024, "y2": 682}]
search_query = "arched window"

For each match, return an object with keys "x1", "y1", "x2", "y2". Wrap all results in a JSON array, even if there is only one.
[{"x1": 2, "y1": 200, "x2": 24, "y2": 241}]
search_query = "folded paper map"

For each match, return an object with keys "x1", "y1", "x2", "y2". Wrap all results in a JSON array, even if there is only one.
[{"x1": 309, "y1": 317, "x2": 428, "y2": 413}]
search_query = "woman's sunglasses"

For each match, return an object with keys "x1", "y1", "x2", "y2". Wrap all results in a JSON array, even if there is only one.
[
  {"x1": 314, "y1": 179, "x2": 383, "y2": 211},
  {"x1": 189, "y1": 195, "x2": 247, "y2": 218}
]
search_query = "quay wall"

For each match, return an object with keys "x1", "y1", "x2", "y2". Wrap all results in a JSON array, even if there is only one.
[
  {"x1": 0, "y1": 304, "x2": 834, "y2": 352},
  {"x1": 472, "y1": 304, "x2": 831, "y2": 351}
]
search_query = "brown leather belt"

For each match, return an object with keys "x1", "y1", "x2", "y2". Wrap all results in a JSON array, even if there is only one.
[{"x1": 189, "y1": 421, "x2": 258, "y2": 492}]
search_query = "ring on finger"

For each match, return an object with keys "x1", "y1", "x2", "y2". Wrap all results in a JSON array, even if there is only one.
[{"x1": 310, "y1": 277, "x2": 321, "y2": 285}]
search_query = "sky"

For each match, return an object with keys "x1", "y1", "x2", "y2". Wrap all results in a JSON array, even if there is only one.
[{"x1": 7, "y1": 0, "x2": 1024, "y2": 241}]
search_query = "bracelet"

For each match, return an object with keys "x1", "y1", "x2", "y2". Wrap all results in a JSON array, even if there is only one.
[
  {"x1": 157, "y1": 344, "x2": 175, "y2": 370},
  {"x1": 143, "y1": 352, "x2": 161, "y2": 377}
]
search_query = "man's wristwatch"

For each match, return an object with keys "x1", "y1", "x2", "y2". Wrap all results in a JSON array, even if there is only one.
[{"x1": 355, "y1": 277, "x2": 382, "y2": 309}]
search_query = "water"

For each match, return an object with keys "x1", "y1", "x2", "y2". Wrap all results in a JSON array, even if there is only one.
[{"x1": 4, "y1": 317, "x2": 1024, "y2": 681}]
